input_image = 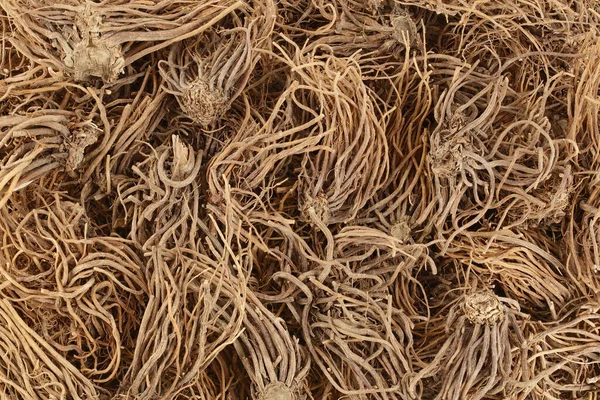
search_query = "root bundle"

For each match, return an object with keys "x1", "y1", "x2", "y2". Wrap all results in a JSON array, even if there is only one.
[
  {"x1": 2, "y1": 0, "x2": 246, "y2": 82},
  {"x1": 1, "y1": 0, "x2": 599, "y2": 399},
  {"x1": 409, "y1": 288, "x2": 527, "y2": 400}
]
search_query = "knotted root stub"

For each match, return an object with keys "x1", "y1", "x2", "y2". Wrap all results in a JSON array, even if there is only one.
[
  {"x1": 61, "y1": 3, "x2": 125, "y2": 82},
  {"x1": 390, "y1": 8, "x2": 417, "y2": 49},
  {"x1": 61, "y1": 124, "x2": 99, "y2": 171},
  {"x1": 67, "y1": 38, "x2": 124, "y2": 83},
  {"x1": 299, "y1": 195, "x2": 330, "y2": 225},
  {"x1": 390, "y1": 217, "x2": 411, "y2": 243},
  {"x1": 181, "y1": 78, "x2": 229, "y2": 126},
  {"x1": 463, "y1": 291, "x2": 504, "y2": 325},
  {"x1": 169, "y1": 135, "x2": 196, "y2": 180},
  {"x1": 534, "y1": 166, "x2": 574, "y2": 225},
  {"x1": 260, "y1": 382, "x2": 295, "y2": 400},
  {"x1": 429, "y1": 112, "x2": 474, "y2": 179}
]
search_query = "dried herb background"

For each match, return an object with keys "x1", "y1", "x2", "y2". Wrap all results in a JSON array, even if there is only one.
[{"x1": 1, "y1": 0, "x2": 599, "y2": 399}]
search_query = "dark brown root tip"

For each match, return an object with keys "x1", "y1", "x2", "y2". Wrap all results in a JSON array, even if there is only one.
[
  {"x1": 182, "y1": 78, "x2": 229, "y2": 126},
  {"x1": 463, "y1": 291, "x2": 504, "y2": 325},
  {"x1": 261, "y1": 382, "x2": 294, "y2": 400}
]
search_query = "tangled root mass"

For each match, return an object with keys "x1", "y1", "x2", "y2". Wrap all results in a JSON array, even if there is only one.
[{"x1": 0, "y1": 0, "x2": 599, "y2": 399}]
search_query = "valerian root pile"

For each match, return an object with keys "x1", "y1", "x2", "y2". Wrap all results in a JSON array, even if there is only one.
[{"x1": 1, "y1": 0, "x2": 599, "y2": 399}]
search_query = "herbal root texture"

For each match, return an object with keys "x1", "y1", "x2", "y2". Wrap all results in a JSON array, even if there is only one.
[{"x1": 408, "y1": 287, "x2": 528, "y2": 400}]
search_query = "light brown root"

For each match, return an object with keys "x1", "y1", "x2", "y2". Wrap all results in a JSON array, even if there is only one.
[
  {"x1": 233, "y1": 289, "x2": 309, "y2": 400},
  {"x1": 299, "y1": 194, "x2": 330, "y2": 226},
  {"x1": 120, "y1": 243, "x2": 247, "y2": 399},
  {"x1": 463, "y1": 291, "x2": 504, "y2": 325},
  {"x1": 181, "y1": 78, "x2": 230, "y2": 126},
  {"x1": 67, "y1": 38, "x2": 124, "y2": 83},
  {"x1": 408, "y1": 288, "x2": 526, "y2": 400},
  {"x1": 0, "y1": 192, "x2": 147, "y2": 395},
  {"x1": 115, "y1": 134, "x2": 204, "y2": 250},
  {"x1": 518, "y1": 301, "x2": 600, "y2": 398},
  {"x1": 3, "y1": 0, "x2": 245, "y2": 83},
  {"x1": 390, "y1": 7, "x2": 418, "y2": 49},
  {"x1": 261, "y1": 381, "x2": 295, "y2": 400},
  {"x1": 301, "y1": 2, "x2": 419, "y2": 58},
  {"x1": 504, "y1": 165, "x2": 574, "y2": 227},
  {"x1": 390, "y1": 216, "x2": 412, "y2": 243},
  {"x1": 0, "y1": 112, "x2": 100, "y2": 206},
  {"x1": 158, "y1": 20, "x2": 254, "y2": 127},
  {"x1": 0, "y1": 299, "x2": 101, "y2": 399},
  {"x1": 277, "y1": 261, "x2": 416, "y2": 400},
  {"x1": 1, "y1": 0, "x2": 600, "y2": 398},
  {"x1": 446, "y1": 232, "x2": 570, "y2": 315}
]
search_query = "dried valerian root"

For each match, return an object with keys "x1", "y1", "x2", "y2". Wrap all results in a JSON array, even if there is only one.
[
  {"x1": 0, "y1": 111, "x2": 99, "y2": 206},
  {"x1": 0, "y1": 61, "x2": 74, "y2": 115},
  {"x1": 2, "y1": 0, "x2": 246, "y2": 82},
  {"x1": 116, "y1": 135, "x2": 207, "y2": 250},
  {"x1": 426, "y1": 60, "x2": 576, "y2": 248},
  {"x1": 118, "y1": 243, "x2": 247, "y2": 399},
  {"x1": 567, "y1": 39, "x2": 600, "y2": 170},
  {"x1": 80, "y1": 69, "x2": 167, "y2": 187},
  {"x1": 563, "y1": 41, "x2": 600, "y2": 297},
  {"x1": 279, "y1": 46, "x2": 389, "y2": 226},
  {"x1": 445, "y1": 232, "x2": 571, "y2": 315},
  {"x1": 516, "y1": 299, "x2": 600, "y2": 399},
  {"x1": 408, "y1": 288, "x2": 528, "y2": 400},
  {"x1": 205, "y1": 84, "x2": 329, "y2": 247},
  {"x1": 356, "y1": 55, "x2": 435, "y2": 242},
  {"x1": 199, "y1": 350, "x2": 246, "y2": 400},
  {"x1": 297, "y1": 1, "x2": 419, "y2": 59},
  {"x1": 278, "y1": 264, "x2": 416, "y2": 400},
  {"x1": 159, "y1": 23, "x2": 253, "y2": 127},
  {"x1": 130, "y1": 351, "x2": 241, "y2": 400},
  {"x1": 402, "y1": 0, "x2": 597, "y2": 91},
  {"x1": 233, "y1": 290, "x2": 310, "y2": 400},
  {"x1": 426, "y1": 63, "x2": 507, "y2": 240},
  {"x1": 333, "y1": 225, "x2": 436, "y2": 317},
  {"x1": 158, "y1": 0, "x2": 276, "y2": 127},
  {"x1": 502, "y1": 165, "x2": 574, "y2": 228},
  {"x1": 0, "y1": 193, "x2": 147, "y2": 394},
  {"x1": 0, "y1": 299, "x2": 101, "y2": 399},
  {"x1": 0, "y1": 13, "x2": 28, "y2": 82},
  {"x1": 68, "y1": 3, "x2": 124, "y2": 82},
  {"x1": 1, "y1": 0, "x2": 600, "y2": 397},
  {"x1": 567, "y1": 183, "x2": 600, "y2": 296}
]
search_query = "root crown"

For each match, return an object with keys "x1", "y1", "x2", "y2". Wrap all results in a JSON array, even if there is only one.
[
  {"x1": 261, "y1": 382, "x2": 294, "y2": 400},
  {"x1": 463, "y1": 291, "x2": 504, "y2": 325},
  {"x1": 182, "y1": 78, "x2": 229, "y2": 126},
  {"x1": 390, "y1": 219, "x2": 411, "y2": 243},
  {"x1": 57, "y1": 123, "x2": 99, "y2": 171},
  {"x1": 429, "y1": 113, "x2": 473, "y2": 179},
  {"x1": 69, "y1": 39, "x2": 124, "y2": 82},
  {"x1": 391, "y1": 9, "x2": 417, "y2": 48},
  {"x1": 300, "y1": 195, "x2": 330, "y2": 225}
]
